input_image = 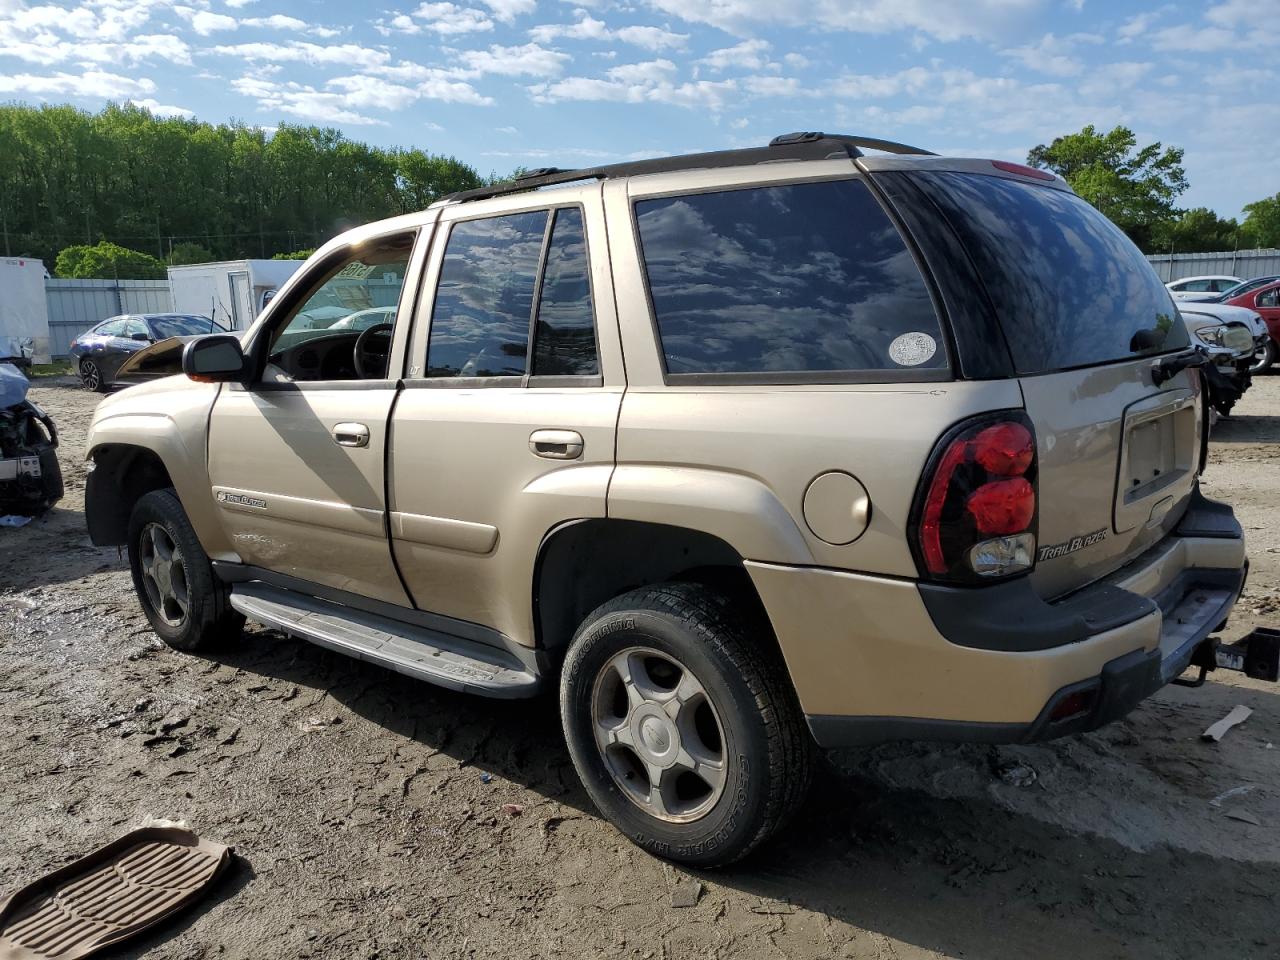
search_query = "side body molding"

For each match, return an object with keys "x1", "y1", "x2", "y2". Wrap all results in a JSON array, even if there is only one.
[{"x1": 606, "y1": 464, "x2": 815, "y2": 566}]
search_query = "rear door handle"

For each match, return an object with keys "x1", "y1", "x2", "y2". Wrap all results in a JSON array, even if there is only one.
[
  {"x1": 529, "y1": 429, "x2": 584, "y2": 460},
  {"x1": 333, "y1": 422, "x2": 370, "y2": 448}
]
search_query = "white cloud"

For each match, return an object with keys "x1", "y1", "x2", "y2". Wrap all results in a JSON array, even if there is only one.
[
  {"x1": 457, "y1": 42, "x2": 570, "y2": 77},
  {"x1": 478, "y1": 0, "x2": 535, "y2": 22},
  {"x1": 194, "y1": 10, "x2": 238, "y2": 34},
  {"x1": 529, "y1": 12, "x2": 686, "y2": 49},
  {"x1": 531, "y1": 72, "x2": 736, "y2": 110},
  {"x1": 635, "y1": 0, "x2": 1042, "y2": 41},
  {"x1": 606, "y1": 59, "x2": 676, "y2": 84},
  {"x1": 212, "y1": 41, "x2": 392, "y2": 67},
  {"x1": 130, "y1": 97, "x2": 195, "y2": 118},
  {"x1": 410, "y1": 2, "x2": 494, "y2": 34},
  {"x1": 1000, "y1": 32, "x2": 1086, "y2": 76},
  {"x1": 0, "y1": 68, "x2": 155, "y2": 99},
  {"x1": 697, "y1": 39, "x2": 770, "y2": 72},
  {"x1": 614, "y1": 24, "x2": 688, "y2": 50}
]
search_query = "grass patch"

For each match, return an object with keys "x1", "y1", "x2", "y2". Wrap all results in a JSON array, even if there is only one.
[{"x1": 28, "y1": 361, "x2": 74, "y2": 378}]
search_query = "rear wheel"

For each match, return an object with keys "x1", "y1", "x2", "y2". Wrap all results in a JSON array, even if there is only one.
[
  {"x1": 79, "y1": 359, "x2": 108, "y2": 393},
  {"x1": 1250, "y1": 339, "x2": 1275, "y2": 375},
  {"x1": 127, "y1": 489, "x2": 243, "y2": 651},
  {"x1": 560, "y1": 582, "x2": 813, "y2": 868}
]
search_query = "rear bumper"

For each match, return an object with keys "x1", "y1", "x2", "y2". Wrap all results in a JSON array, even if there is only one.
[{"x1": 747, "y1": 489, "x2": 1246, "y2": 748}]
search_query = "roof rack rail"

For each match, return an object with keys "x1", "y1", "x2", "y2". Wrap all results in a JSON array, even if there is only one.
[{"x1": 442, "y1": 132, "x2": 935, "y2": 204}]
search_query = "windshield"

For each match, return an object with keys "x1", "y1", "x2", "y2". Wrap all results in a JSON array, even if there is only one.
[
  {"x1": 907, "y1": 172, "x2": 1189, "y2": 375},
  {"x1": 148, "y1": 315, "x2": 222, "y2": 338}
]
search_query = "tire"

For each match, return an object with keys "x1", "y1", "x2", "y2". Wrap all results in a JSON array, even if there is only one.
[
  {"x1": 79, "y1": 359, "x2": 109, "y2": 393},
  {"x1": 127, "y1": 489, "x2": 243, "y2": 651},
  {"x1": 560, "y1": 582, "x2": 813, "y2": 868},
  {"x1": 1250, "y1": 339, "x2": 1275, "y2": 375}
]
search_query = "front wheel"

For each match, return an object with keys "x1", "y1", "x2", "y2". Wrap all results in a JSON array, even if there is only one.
[
  {"x1": 127, "y1": 489, "x2": 243, "y2": 651},
  {"x1": 1250, "y1": 339, "x2": 1275, "y2": 375},
  {"x1": 560, "y1": 583, "x2": 813, "y2": 868},
  {"x1": 79, "y1": 359, "x2": 109, "y2": 393}
]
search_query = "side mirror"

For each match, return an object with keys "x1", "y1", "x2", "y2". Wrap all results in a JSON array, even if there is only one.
[
  {"x1": 130, "y1": 332, "x2": 152, "y2": 342},
  {"x1": 182, "y1": 334, "x2": 247, "y2": 383}
]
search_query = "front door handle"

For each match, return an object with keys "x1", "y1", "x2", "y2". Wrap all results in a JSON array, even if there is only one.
[
  {"x1": 333, "y1": 422, "x2": 370, "y2": 448},
  {"x1": 529, "y1": 429, "x2": 584, "y2": 460}
]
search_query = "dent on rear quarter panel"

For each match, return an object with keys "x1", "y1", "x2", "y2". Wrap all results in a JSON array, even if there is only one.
[
  {"x1": 86, "y1": 377, "x2": 233, "y2": 558},
  {"x1": 611, "y1": 380, "x2": 1025, "y2": 576}
]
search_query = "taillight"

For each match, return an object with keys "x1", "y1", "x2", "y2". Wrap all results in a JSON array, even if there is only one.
[{"x1": 911, "y1": 411, "x2": 1038, "y2": 582}]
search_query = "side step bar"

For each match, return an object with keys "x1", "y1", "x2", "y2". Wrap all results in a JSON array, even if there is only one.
[{"x1": 229, "y1": 582, "x2": 541, "y2": 698}]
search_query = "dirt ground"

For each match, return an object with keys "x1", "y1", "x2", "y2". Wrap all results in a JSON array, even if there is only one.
[{"x1": 2, "y1": 376, "x2": 1279, "y2": 960}]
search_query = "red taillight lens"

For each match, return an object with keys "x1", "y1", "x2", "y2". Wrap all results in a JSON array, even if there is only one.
[
  {"x1": 991, "y1": 160, "x2": 1056, "y2": 181},
  {"x1": 967, "y1": 477, "x2": 1035, "y2": 535},
  {"x1": 914, "y1": 412, "x2": 1038, "y2": 581}
]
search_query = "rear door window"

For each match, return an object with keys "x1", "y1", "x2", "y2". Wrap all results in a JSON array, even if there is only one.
[
  {"x1": 907, "y1": 172, "x2": 1189, "y2": 375},
  {"x1": 427, "y1": 211, "x2": 547, "y2": 378},
  {"x1": 634, "y1": 178, "x2": 946, "y2": 380},
  {"x1": 531, "y1": 208, "x2": 598, "y2": 377}
]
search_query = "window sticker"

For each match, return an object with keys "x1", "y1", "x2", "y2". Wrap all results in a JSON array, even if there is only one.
[{"x1": 888, "y1": 331, "x2": 937, "y2": 366}]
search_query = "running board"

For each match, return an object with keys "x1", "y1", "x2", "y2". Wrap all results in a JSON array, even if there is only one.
[{"x1": 229, "y1": 583, "x2": 540, "y2": 698}]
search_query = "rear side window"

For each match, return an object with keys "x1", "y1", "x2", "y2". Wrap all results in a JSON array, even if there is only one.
[
  {"x1": 908, "y1": 172, "x2": 1189, "y2": 375},
  {"x1": 427, "y1": 211, "x2": 548, "y2": 378},
  {"x1": 634, "y1": 179, "x2": 945, "y2": 379}
]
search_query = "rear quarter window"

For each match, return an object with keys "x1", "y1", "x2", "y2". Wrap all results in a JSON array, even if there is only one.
[
  {"x1": 634, "y1": 178, "x2": 946, "y2": 380},
  {"x1": 907, "y1": 172, "x2": 1188, "y2": 375}
]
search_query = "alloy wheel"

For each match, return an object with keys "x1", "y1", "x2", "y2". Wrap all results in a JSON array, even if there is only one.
[
  {"x1": 80, "y1": 360, "x2": 100, "y2": 391},
  {"x1": 138, "y1": 522, "x2": 189, "y2": 627},
  {"x1": 590, "y1": 647, "x2": 728, "y2": 823}
]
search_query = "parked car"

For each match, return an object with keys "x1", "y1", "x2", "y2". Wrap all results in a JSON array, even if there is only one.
[
  {"x1": 1212, "y1": 276, "x2": 1280, "y2": 304},
  {"x1": 1178, "y1": 300, "x2": 1271, "y2": 376},
  {"x1": 1178, "y1": 306, "x2": 1257, "y2": 413},
  {"x1": 70, "y1": 314, "x2": 225, "y2": 392},
  {"x1": 0, "y1": 361, "x2": 62, "y2": 515},
  {"x1": 83, "y1": 133, "x2": 1269, "y2": 867},
  {"x1": 1166, "y1": 275, "x2": 1243, "y2": 301},
  {"x1": 1221, "y1": 279, "x2": 1280, "y2": 373}
]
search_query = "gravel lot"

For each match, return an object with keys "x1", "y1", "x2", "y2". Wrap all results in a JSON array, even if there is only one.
[{"x1": 2, "y1": 376, "x2": 1279, "y2": 960}]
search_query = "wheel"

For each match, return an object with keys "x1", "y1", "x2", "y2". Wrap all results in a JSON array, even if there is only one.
[
  {"x1": 79, "y1": 358, "x2": 109, "y2": 393},
  {"x1": 1250, "y1": 339, "x2": 1275, "y2": 375},
  {"x1": 560, "y1": 582, "x2": 813, "y2": 868},
  {"x1": 127, "y1": 489, "x2": 243, "y2": 651}
]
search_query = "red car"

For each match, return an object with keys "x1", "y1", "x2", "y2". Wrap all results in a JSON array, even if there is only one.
[{"x1": 1225, "y1": 279, "x2": 1280, "y2": 372}]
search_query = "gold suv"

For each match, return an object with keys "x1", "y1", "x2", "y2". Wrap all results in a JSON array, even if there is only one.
[{"x1": 85, "y1": 133, "x2": 1255, "y2": 866}]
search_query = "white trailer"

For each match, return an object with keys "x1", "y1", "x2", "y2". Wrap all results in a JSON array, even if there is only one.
[
  {"x1": 168, "y1": 259, "x2": 304, "y2": 332},
  {"x1": 0, "y1": 258, "x2": 51, "y2": 365}
]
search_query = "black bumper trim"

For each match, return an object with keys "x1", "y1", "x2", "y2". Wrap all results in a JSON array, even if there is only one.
[
  {"x1": 809, "y1": 556, "x2": 1247, "y2": 749},
  {"x1": 918, "y1": 487, "x2": 1243, "y2": 654}
]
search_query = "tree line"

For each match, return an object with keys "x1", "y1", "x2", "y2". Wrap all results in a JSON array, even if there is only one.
[
  {"x1": 0, "y1": 102, "x2": 491, "y2": 276},
  {"x1": 1, "y1": 104, "x2": 1276, "y2": 279}
]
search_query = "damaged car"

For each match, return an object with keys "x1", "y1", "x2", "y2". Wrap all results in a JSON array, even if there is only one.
[{"x1": 0, "y1": 363, "x2": 62, "y2": 516}]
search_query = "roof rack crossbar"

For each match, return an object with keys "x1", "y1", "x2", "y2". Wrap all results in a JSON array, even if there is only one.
[{"x1": 442, "y1": 132, "x2": 935, "y2": 204}]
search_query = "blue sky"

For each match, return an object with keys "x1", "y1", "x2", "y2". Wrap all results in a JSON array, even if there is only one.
[{"x1": 1, "y1": 0, "x2": 1277, "y2": 219}]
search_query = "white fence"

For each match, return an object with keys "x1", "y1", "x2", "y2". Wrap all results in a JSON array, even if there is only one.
[
  {"x1": 45, "y1": 279, "x2": 174, "y2": 356},
  {"x1": 1146, "y1": 249, "x2": 1280, "y2": 284}
]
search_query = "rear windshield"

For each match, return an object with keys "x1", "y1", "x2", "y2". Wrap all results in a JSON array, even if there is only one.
[
  {"x1": 634, "y1": 178, "x2": 946, "y2": 379},
  {"x1": 908, "y1": 172, "x2": 1188, "y2": 375}
]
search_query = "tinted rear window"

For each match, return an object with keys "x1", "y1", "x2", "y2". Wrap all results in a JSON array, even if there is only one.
[
  {"x1": 909, "y1": 172, "x2": 1188, "y2": 375},
  {"x1": 634, "y1": 178, "x2": 946, "y2": 378}
]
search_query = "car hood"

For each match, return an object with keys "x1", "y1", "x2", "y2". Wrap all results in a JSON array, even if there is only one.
[
  {"x1": 1180, "y1": 302, "x2": 1266, "y2": 335},
  {"x1": 113, "y1": 336, "x2": 198, "y2": 382}
]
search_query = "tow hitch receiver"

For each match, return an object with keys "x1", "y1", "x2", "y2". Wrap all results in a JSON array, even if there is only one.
[{"x1": 1176, "y1": 628, "x2": 1280, "y2": 687}]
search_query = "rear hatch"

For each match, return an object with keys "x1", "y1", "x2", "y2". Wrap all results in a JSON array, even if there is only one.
[{"x1": 889, "y1": 166, "x2": 1201, "y2": 598}]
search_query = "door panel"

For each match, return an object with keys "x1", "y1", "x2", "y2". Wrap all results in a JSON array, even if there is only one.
[
  {"x1": 389, "y1": 386, "x2": 621, "y2": 645},
  {"x1": 208, "y1": 385, "x2": 410, "y2": 605}
]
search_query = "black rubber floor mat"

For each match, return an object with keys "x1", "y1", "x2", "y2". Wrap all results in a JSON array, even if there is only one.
[{"x1": 0, "y1": 827, "x2": 231, "y2": 960}]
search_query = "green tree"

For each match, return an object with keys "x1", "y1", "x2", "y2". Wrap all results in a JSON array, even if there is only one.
[
  {"x1": 272, "y1": 248, "x2": 315, "y2": 260},
  {"x1": 54, "y1": 241, "x2": 166, "y2": 278},
  {"x1": 1028, "y1": 125, "x2": 1188, "y2": 251},
  {"x1": 166, "y1": 241, "x2": 215, "y2": 265},
  {"x1": 1240, "y1": 193, "x2": 1280, "y2": 249},
  {"x1": 1150, "y1": 207, "x2": 1240, "y2": 254}
]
